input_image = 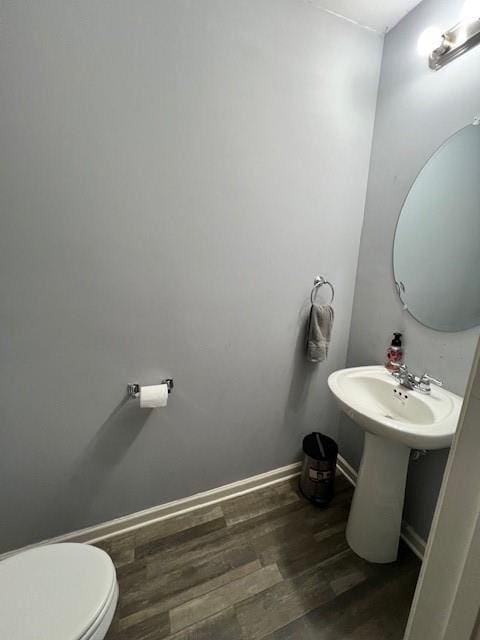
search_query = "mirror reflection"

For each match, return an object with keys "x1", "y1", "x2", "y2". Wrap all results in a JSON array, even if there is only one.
[{"x1": 393, "y1": 123, "x2": 480, "y2": 331}]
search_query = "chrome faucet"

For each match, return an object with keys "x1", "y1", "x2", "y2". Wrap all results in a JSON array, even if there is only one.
[{"x1": 391, "y1": 364, "x2": 443, "y2": 394}]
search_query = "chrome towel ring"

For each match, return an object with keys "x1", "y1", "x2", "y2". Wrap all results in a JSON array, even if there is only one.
[{"x1": 310, "y1": 276, "x2": 334, "y2": 305}]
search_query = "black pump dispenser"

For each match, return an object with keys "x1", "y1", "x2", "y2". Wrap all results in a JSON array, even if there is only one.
[{"x1": 392, "y1": 332, "x2": 402, "y2": 347}]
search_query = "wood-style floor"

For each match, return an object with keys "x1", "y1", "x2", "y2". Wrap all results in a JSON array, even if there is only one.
[{"x1": 97, "y1": 474, "x2": 419, "y2": 640}]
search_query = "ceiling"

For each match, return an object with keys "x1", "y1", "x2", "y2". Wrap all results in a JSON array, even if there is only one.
[{"x1": 310, "y1": 0, "x2": 424, "y2": 33}]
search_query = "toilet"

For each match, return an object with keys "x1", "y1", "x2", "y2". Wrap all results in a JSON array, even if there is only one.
[{"x1": 0, "y1": 543, "x2": 118, "y2": 640}]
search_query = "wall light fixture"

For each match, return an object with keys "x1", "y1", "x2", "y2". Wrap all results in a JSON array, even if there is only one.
[{"x1": 428, "y1": 9, "x2": 480, "y2": 69}]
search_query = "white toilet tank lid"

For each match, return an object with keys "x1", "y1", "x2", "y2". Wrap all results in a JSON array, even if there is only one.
[{"x1": 0, "y1": 542, "x2": 117, "y2": 640}]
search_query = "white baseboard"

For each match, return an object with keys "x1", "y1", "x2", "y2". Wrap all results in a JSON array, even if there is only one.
[
  {"x1": 0, "y1": 461, "x2": 302, "y2": 560},
  {"x1": 336, "y1": 454, "x2": 358, "y2": 487},
  {"x1": 336, "y1": 454, "x2": 426, "y2": 560},
  {"x1": 399, "y1": 522, "x2": 427, "y2": 561},
  {"x1": 1, "y1": 455, "x2": 426, "y2": 562}
]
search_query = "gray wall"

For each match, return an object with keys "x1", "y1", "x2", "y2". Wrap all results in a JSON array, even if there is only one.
[
  {"x1": 339, "y1": 0, "x2": 480, "y2": 540},
  {"x1": 0, "y1": 0, "x2": 382, "y2": 552}
]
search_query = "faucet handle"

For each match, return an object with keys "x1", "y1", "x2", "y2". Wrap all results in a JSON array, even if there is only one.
[
  {"x1": 421, "y1": 372, "x2": 443, "y2": 387},
  {"x1": 391, "y1": 363, "x2": 408, "y2": 380}
]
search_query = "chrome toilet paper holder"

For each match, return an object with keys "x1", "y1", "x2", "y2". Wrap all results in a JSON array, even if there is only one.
[{"x1": 127, "y1": 379, "x2": 174, "y2": 399}]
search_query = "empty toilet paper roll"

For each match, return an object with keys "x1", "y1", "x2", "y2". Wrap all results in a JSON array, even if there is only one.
[{"x1": 139, "y1": 384, "x2": 169, "y2": 408}]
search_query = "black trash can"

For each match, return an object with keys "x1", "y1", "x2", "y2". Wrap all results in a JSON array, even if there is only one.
[{"x1": 299, "y1": 432, "x2": 338, "y2": 507}]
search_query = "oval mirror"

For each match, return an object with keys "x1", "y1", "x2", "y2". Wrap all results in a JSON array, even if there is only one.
[{"x1": 393, "y1": 122, "x2": 480, "y2": 332}]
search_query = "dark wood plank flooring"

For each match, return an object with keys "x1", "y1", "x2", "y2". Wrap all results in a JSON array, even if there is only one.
[{"x1": 96, "y1": 474, "x2": 419, "y2": 639}]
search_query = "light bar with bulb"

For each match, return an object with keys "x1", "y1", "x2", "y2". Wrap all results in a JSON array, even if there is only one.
[{"x1": 429, "y1": 16, "x2": 480, "y2": 69}]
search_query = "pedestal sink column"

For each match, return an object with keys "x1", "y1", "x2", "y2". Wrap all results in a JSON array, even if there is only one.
[{"x1": 346, "y1": 432, "x2": 411, "y2": 563}]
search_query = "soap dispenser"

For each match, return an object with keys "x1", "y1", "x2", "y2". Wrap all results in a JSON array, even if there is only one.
[{"x1": 385, "y1": 332, "x2": 404, "y2": 373}]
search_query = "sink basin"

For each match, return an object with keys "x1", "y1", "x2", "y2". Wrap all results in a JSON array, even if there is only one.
[
  {"x1": 328, "y1": 365, "x2": 462, "y2": 450},
  {"x1": 328, "y1": 365, "x2": 463, "y2": 563}
]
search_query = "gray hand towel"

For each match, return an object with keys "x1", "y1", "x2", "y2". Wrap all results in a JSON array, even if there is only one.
[{"x1": 306, "y1": 303, "x2": 334, "y2": 363}]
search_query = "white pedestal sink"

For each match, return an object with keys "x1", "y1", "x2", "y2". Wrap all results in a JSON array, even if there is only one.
[{"x1": 328, "y1": 366, "x2": 462, "y2": 563}]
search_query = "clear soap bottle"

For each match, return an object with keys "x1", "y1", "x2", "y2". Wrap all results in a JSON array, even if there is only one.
[{"x1": 385, "y1": 332, "x2": 404, "y2": 372}]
